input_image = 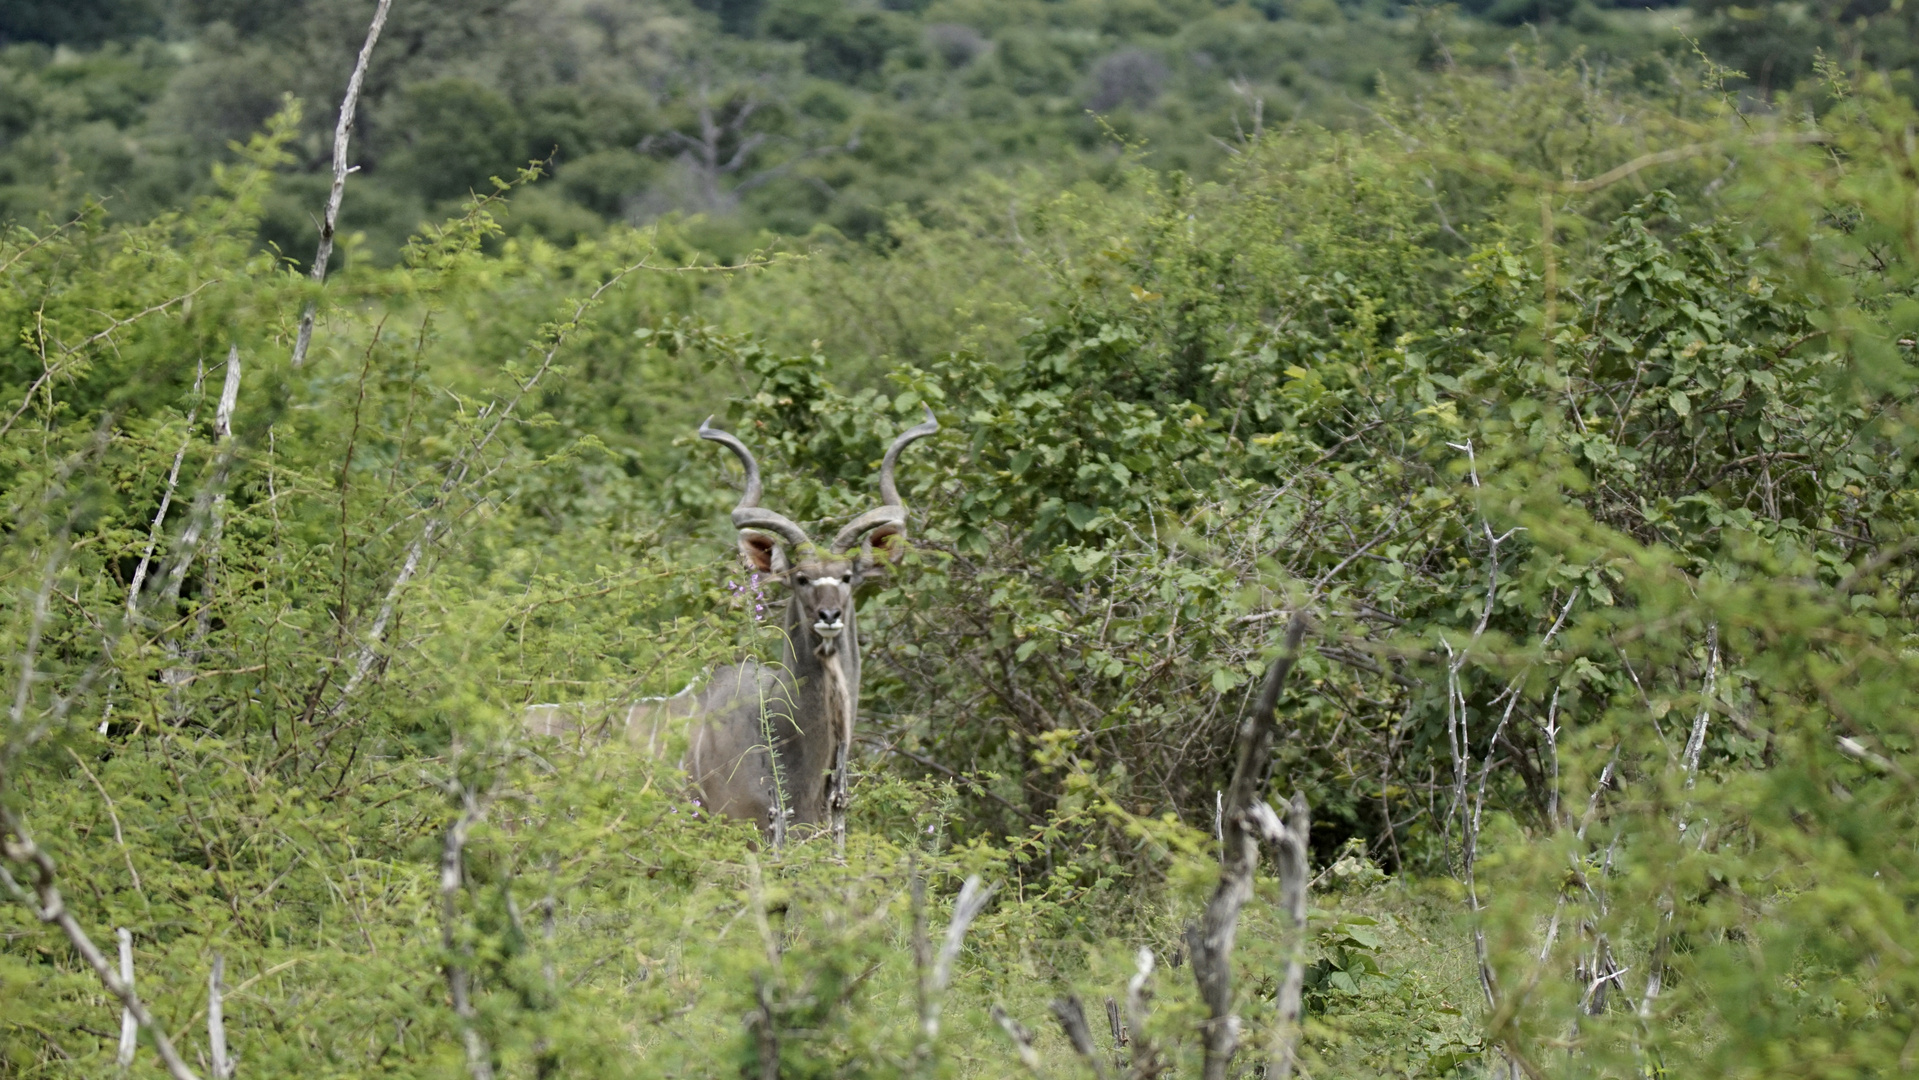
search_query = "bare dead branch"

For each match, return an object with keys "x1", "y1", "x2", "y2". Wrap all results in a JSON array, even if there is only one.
[
  {"x1": 923, "y1": 876, "x2": 994, "y2": 1042},
  {"x1": 127, "y1": 364, "x2": 206, "y2": 614},
  {"x1": 1267, "y1": 795, "x2": 1311, "y2": 1080},
  {"x1": 329, "y1": 262, "x2": 648, "y2": 719},
  {"x1": 116, "y1": 927, "x2": 137, "y2": 1066},
  {"x1": 1189, "y1": 611, "x2": 1310, "y2": 1080},
  {"x1": 1123, "y1": 949, "x2": 1167, "y2": 1080},
  {"x1": 292, "y1": 0, "x2": 396, "y2": 367},
  {"x1": 208, "y1": 953, "x2": 233, "y2": 1080}
]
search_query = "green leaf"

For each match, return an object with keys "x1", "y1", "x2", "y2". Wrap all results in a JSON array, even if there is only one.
[{"x1": 1064, "y1": 503, "x2": 1100, "y2": 531}]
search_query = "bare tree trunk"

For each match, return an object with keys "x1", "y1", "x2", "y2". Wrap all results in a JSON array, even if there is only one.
[
  {"x1": 292, "y1": 0, "x2": 396, "y2": 368},
  {"x1": 1189, "y1": 612, "x2": 1309, "y2": 1080}
]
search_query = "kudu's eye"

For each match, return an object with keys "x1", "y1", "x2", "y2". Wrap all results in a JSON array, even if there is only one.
[{"x1": 791, "y1": 574, "x2": 809, "y2": 587}]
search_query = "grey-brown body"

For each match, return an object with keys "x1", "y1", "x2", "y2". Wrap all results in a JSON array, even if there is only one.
[{"x1": 686, "y1": 624, "x2": 857, "y2": 829}]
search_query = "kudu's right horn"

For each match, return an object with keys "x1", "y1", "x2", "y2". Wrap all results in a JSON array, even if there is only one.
[
  {"x1": 699, "y1": 417, "x2": 812, "y2": 549},
  {"x1": 831, "y1": 405, "x2": 940, "y2": 554}
]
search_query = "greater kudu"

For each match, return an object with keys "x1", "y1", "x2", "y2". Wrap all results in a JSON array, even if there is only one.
[{"x1": 686, "y1": 408, "x2": 938, "y2": 849}]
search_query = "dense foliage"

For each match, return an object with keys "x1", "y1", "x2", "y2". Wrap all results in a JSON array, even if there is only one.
[{"x1": 3, "y1": 4, "x2": 1919, "y2": 1078}]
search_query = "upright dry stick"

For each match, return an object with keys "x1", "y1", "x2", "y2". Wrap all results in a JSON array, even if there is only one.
[
  {"x1": 291, "y1": 0, "x2": 396, "y2": 368},
  {"x1": 1268, "y1": 794, "x2": 1312, "y2": 1080},
  {"x1": 744, "y1": 854, "x2": 782, "y2": 1080},
  {"x1": 116, "y1": 927, "x2": 137, "y2": 1066},
  {"x1": 1640, "y1": 626, "x2": 1720, "y2": 1026},
  {"x1": 326, "y1": 263, "x2": 649, "y2": 725},
  {"x1": 1188, "y1": 611, "x2": 1309, "y2": 1080},
  {"x1": 208, "y1": 953, "x2": 231, "y2": 1080},
  {"x1": 1123, "y1": 948, "x2": 1166, "y2": 1080},
  {"x1": 991, "y1": 1005, "x2": 1043, "y2": 1076},
  {"x1": 1440, "y1": 438, "x2": 1534, "y2": 1080},
  {"x1": 438, "y1": 781, "x2": 494, "y2": 1080},
  {"x1": 158, "y1": 346, "x2": 245, "y2": 608},
  {"x1": 922, "y1": 876, "x2": 994, "y2": 1044}
]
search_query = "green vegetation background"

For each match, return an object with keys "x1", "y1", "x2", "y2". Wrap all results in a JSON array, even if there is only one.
[{"x1": 3, "y1": 1, "x2": 1919, "y2": 1078}]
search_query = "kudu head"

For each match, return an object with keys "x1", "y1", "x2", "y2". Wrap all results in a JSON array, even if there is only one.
[{"x1": 698, "y1": 408, "x2": 940, "y2": 659}]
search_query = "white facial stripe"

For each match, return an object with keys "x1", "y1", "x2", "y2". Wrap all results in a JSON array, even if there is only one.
[{"x1": 812, "y1": 576, "x2": 840, "y2": 587}]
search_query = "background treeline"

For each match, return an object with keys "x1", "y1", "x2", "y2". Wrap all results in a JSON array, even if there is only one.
[
  {"x1": 3, "y1": 0, "x2": 1911, "y2": 261},
  {"x1": 4, "y1": 2, "x2": 1919, "y2": 1079}
]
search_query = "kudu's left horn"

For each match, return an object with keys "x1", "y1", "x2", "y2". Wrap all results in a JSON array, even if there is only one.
[{"x1": 831, "y1": 405, "x2": 940, "y2": 553}]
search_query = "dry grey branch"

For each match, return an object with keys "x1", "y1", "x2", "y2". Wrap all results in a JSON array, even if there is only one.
[
  {"x1": 154, "y1": 346, "x2": 245, "y2": 613},
  {"x1": 127, "y1": 363, "x2": 206, "y2": 615},
  {"x1": 1268, "y1": 795, "x2": 1311, "y2": 1080},
  {"x1": 116, "y1": 927, "x2": 137, "y2": 1066},
  {"x1": 1189, "y1": 611, "x2": 1309, "y2": 1080},
  {"x1": 326, "y1": 263, "x2": 651, "y2": 744},
  {"x1": 1123, "y1": 948, "x2": 1166, "y2": 1080},
  {"x1": 292, "y1": 0, "x2": 395, "y2": 367},
  {"x1": 922, "y1": 875, "x2": 994, "y2": 1043},
  {"x1": 208, "y1": 953, "x2": 233, "y2": 1080},
  {"x1": 437, "y1": 781, "x2": 494, "y2": 1080}
]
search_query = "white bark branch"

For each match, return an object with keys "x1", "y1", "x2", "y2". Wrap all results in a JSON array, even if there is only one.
[
  {"x1": 208, "y1": 953, "x2": 232, "y2": 1080},
  {"x1": 292, "y1": 0, "x2": 396, "y2": 368},
  {"x1": 991, "y1": 1006, "x2": 1043, "y2": 1075},
  {"x1": 1267, "y1": 795, "x2": 1311, "y2": 1080},
  {"x1": 116, "y1": 927, "x2": 137, "y2": 1066}
]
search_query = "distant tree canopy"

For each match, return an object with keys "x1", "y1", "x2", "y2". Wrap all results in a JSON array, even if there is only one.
[
  {"x1": 0, "y1": 0, "x2": 163, "y2": 45},
  {"x1": 0, "y1": 0, "x2": 1895, "y2": 265}
]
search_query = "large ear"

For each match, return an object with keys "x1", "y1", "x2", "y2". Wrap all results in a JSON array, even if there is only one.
[
  {"x1": 863, "y1": 523, "x2": 906, "y2": 569},
  {"x1": 739, "y1": 532, "x2": 788, "y2": 575}
]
